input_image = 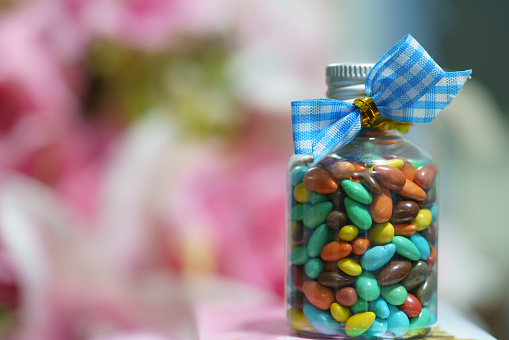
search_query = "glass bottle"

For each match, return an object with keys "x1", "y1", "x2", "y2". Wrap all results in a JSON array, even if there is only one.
[{"x1": 286, "y1": 64, "x2": 438, "y2": 338}]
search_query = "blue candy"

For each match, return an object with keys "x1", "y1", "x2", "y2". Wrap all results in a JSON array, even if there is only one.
[
  {"x1": 366, "y1": 317, "x2": 388, "y2": 336},
  {"x1": 303, "y1": 304, "x2": 342, "y2": 335},
  {"x1": 387, "y1": 309, "x2": 410, "y2": 336},
  {"x1": 370, "y1": 297, "x2": 390, "y2": 319},
  {"x1": 290, "y1": 166, "x2": 309, "y2": 186},
  {"x1": 361, "y1": 244, "x2": 396, "y2": 271},
  {"x1": 430, "y1": 203, "x2": 438, "y2": 224},
  {"x1": 409, "y1": 233, "x2": 431, "y2": 261}
]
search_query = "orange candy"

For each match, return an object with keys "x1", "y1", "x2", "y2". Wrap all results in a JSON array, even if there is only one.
[
  {"x1": 395, "y1": 179, "x2": 426, "y2": 201},
  {"x1": 393, "y1": 223, "x2": 418, "y2": 237},
  {"x1": 370, "y1": 187, "x2": 393, "y2": 223},
  {"x1": 320, "y1": 241, "x2": 352, "y2": 261},
  {"x1": 352, "y1": 237, "x2": 370, "y2": 255},
  {"x1": 302, "y1": 281, "x2": 334, "y2": 310}
]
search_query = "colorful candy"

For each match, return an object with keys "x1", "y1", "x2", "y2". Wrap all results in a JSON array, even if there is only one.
[{"x1": 287, "y1": 156, "x2": 437, "y2": 338}]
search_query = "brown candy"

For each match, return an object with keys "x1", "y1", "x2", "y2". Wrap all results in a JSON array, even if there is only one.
[
  {"x1": 302, "y1": 281, "x2": 335, "y2": 310},
  {"x1": 330, "y1": 161, "x2": 355, "y2": 180},
  {"x1": 415, "y1": 273, "x2": 434, "y2": 307},
  {"x1": 324, "y1": 261, "x2": 338, "y2": 271},
  {"x1": 414, "y1": 165, "x2": 436, "y2": 190},
  {"x1": 327, "y1": 211, "x2": 348, "y2": 230},
  {"x1": 320, "y1": 241, "x2": 352, "y2": 261},
  {"x1": 328, "y1": 188, "x2": 347, "y2": 210},
  {"x1": 393, "y1": 223, "x2": 418, "y2": 237},
  {"x1": 400, "y1": 161, "x2": 417, "y2": 181},
  {"x1": 377, "y1": 260, "x2": 412, "y2": 286},
  {"x1": 317, "y1": 271, "x2": 356, "y2": 288},
  {"x1": 399, "y1": 293, "x2": 422, "y2": 318},
  {"x1": 288, "y1": 290, "x2": 307, "y2": 309},
  {"x1": 290, "y1": 265, "x2": 306, "y2": 292},
  {"x1": 357, "y1": 170, "x2": 382, "y2": 194},
  {"x1": 352, "y1": 237, "x2": 370, "y2": 255},
  {"x1": 372, "y1": 165, "x2": 406, "y2": 191},
  {"x1": 303, "y1": 167, "x2": 338, "y2": 194},
  {"x1": 336, "y1": 287, "x2": 358, "y2": 306},
  {"x1": 370, "y1": 187, "x2": 392, "y2": 223},
  {"x1": 400, "y1": 261, "x2": 429, "y2": 291},
  {"x1": 292, "y1": 221, "x2": 311, "y2": 245},
  {"x1": 395, "y1": 179, "x2": 426, "y2": 201},
  {"x1": 390, "y1": 201, "x2": 420, "y2": 223}
]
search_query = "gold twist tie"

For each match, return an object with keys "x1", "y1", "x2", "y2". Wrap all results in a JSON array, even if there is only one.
[
  {"x1": 353, "y1": 96, "x2": 413, "y2": 132},
  {"x1": 353, "y1": 96, "x2": 379, "y2": 127}
]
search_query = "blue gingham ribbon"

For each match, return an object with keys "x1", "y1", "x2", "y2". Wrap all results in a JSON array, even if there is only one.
[{"x1": 292, "y1": 34, "x2": 472, "y2": 166}]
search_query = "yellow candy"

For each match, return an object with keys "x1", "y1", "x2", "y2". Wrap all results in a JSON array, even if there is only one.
[
  {"x1": 338, "y1": 258, "x2": 362, "y2": 276},
  {"x1": 288, "y1": 307, "x2": 314, "y2": 332},
  {"x1": 294, "y1": 183, "x2": 312, "y2": 203},
  {"x1": 339, "y1": 224, "x2": 358, "y2": 242},
  {"x1": 330, "y1": 302, "x2": 351, "y2": 322},
  {"x1": 385, "y1": 158, "x2": 404, "y2": 169},
  {"x1": 345, "y1": 312, "x2": 376, "y2": 337},
  {"x1": 369, "y1": 222, "x2": 394, "y2": 245},
  {"x1": 411, "y1": 209, "x2": 432, "y2": 231}
]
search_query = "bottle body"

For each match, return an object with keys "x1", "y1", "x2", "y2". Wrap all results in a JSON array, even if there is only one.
[{"x1": 286, "y1": 129, "x2": 438, "y2": 338}]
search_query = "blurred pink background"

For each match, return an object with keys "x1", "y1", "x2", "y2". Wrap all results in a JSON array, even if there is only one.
[{"x1": 0, "y1": 1, "x2": 507, "y2": 339}]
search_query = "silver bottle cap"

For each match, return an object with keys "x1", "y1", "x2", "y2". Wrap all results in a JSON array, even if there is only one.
[{"x1": 326, "y1": 63, "x2": 374, "y2": 101}]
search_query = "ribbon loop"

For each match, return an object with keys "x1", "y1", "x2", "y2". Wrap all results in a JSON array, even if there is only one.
[{"x1": 291, "y1": 34, "x2": 471, "y2": 166}]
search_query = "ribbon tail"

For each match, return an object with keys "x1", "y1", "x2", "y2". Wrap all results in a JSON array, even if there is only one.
[
  {"x1": 381, "y1": 70, "x2": 472, "y2": 123},
  {"x1": 310, "y1": 110, "x2": 362, "y2": 167}
]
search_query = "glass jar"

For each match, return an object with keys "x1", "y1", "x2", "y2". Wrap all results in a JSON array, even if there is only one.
[{"x1": 286, "y1": 64, "x2": 438, "y2": 338}]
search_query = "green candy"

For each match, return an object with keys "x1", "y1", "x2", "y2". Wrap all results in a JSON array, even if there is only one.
[
  {"x1": 303, "y1": 202, "x2": 333, "y2": 229},
  {"x1": 305, "y1": 258, "x2": 324, "y2": 279},
  {"x1": 392, "y1": 236, "x2": 421, "y2": 261},
  {"x1": 408, "y1": 308, "x2": 432, "y2": 336},
  {"x1": 355, "y1": 272, "x2": 381, "y2": 302},
  {"x1": 290, "y1": 204, "x2": 311, "y2": 221},
  {"x1": 350, "y1": 297, "x2": 369, "y2": 314},
  {"x1": 307, "y1": 224, "x2": 329, "y2": 257},
  {"x1": 341, "y1": 180, "x2": 373, "y2": 204},
  {"x1": 309, "y1": 193, "x2": 329, "y2": 204},
  {"x1": 361, "y1": 153, "x2": 386, "y2": 166},
  {"x1": 381, "y1": 284, "x2": 407, "y2": 306},
  {"x1": 344, "y1": 197, "x2": 372, "y2": 230},
  {"x1": 289, "y1": 246, "x2": 308, "y2": 265}
]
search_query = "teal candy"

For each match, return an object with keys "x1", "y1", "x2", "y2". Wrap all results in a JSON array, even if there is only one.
[
  {"x1": 303, "y1": 304, "x2": 342, "y2": 336},
  {"x1": 392, "y1": 236, "x2": 421, "y2": 261},
  {"x1": 387, "y1": 309, "x2": 410, "y2": 336},
  {"x1": 307, "y1": 224, "x2": 330, "y2": 257},
  {"x1": 290, "y1": 166, "x2": 309, "y2": 186},
  {"x1": 370, "y1": 297, "x2": 390, "y2": 319},
  {"x1": 360, "y1": 244, "x2": 396, "y2": 271},
  {"x1": 366, "y1": 317, "x2": 388, "y2": 336},
  {"x1": 381, "y1": 284, "x2": 407, "y2": 306},
  {"x1": 344, "y1": 197, "x2": 372, "y2": 230},
  {"x1": 355, "y1": 272, "x2": 381, "y2": 302},
  {"x1": 289, "y1": 246, "x2": 308, "y2": 265},
  {"x1": 341, "y1": 180, "x2": 373, "y2": 204},
  {"x1": 409, "y1": 233, "x2": 431, "y2": 261},
  {"x1": 430, "y1": 204, "x2": 437, "y2": 224},
  {"x1": 409, "y1": 307, "x2": 432, "y2": 330},
  {"x1": 429, "y1": 310, "x2": 437, "y2": 326},
  {"x1": 305, "y1": 258, "x2": 324, "y2": 279},
  {"x1": 350, "y1": 297, "x2": 369, "y2": 314},
  {"x1": 303, "y1": 202, "x2": 333, "y2": 228},
  {"x1": 290, "y1": 204, "x2": 311, "y2": 221},
  {"x1": 310, "y1": 193, "x2": 329, "y2": 204}
]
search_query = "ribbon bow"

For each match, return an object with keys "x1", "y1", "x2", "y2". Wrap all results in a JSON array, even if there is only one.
[{"x1": 291, "y1": 34, "x2": 472, "y2": 166}]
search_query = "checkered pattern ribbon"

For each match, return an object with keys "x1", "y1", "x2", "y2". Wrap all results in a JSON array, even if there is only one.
[{"x1": 291, "y1": 34, "x2": 472, "y2": 166}]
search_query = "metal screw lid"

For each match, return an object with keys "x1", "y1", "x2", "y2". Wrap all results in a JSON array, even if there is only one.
[{"x1": 326, "y1": 63, "x2": 374, "y2": 101}]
